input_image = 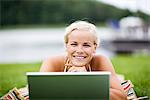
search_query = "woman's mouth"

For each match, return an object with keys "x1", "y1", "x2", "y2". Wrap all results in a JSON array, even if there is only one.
[{"x1": 73, "y1": 55, "x2": 86, "y2": 59}]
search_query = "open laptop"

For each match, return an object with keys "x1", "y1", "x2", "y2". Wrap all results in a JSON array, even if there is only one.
[{"x1": 27, "y1": 72, "x2": 110, "y2": 100}]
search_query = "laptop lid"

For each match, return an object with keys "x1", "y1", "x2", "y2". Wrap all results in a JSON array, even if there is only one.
[{"x1": 27, "y1": 72, "x2": 110, "y2": 100}]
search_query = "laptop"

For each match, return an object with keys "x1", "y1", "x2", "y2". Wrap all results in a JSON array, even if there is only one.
[{"x1": 27, "y1": 72, "x2": 110, "y2": 100}]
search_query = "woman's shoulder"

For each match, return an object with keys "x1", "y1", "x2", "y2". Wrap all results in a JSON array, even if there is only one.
[
  {"x1": 45, "y1": 55, "x2": 67, "y2": 67},
  {"x1": 93, "y1": 54, "x2": 109, "y2": 62},
  {"x1": 91, "y1": 54, "x2": 112, "y2": 71},
  {"x1": 40, "y1": 55, "x2": 66, "y2": 72}
]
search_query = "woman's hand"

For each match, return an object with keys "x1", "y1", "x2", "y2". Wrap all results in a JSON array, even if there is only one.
[{"x1": 67, "y1": 66, "x2": 87, "y2": 72}]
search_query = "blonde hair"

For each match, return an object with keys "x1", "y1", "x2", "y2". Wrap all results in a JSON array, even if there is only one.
[{"x1": 64, "y1": 21, "x2": 99, "y2": 47}]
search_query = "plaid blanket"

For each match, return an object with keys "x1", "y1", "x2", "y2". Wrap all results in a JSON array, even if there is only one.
[{"x1": 1, "y1": 86, "x2": 29, "y2": 100}]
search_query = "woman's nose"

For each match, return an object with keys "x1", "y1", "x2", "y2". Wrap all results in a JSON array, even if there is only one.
[{"x1": 76, "y1": 45, "x2": 84, "y2": 53}]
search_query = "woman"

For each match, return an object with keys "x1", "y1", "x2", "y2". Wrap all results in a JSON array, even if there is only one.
[{"x1": 40, "y1": 21, "x2": 127, "y2": 100}]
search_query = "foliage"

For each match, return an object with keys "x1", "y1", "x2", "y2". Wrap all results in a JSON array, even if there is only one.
[{"x1": 1, "y1": 0, "x2": 148, "y2": 27}]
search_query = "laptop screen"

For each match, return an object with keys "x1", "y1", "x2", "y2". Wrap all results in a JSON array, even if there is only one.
[{"x1": 27, "y1": 72, "x2": 110, "y2": 100}]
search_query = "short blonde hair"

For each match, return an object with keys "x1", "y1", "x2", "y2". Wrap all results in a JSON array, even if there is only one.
[{"x1": 64, "y1": 21, "x2": 99, "y2": 47}]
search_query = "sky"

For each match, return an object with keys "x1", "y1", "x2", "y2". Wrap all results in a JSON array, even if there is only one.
[{"x1": 99, "y1": 0, "x2": 150, "y2": 15}]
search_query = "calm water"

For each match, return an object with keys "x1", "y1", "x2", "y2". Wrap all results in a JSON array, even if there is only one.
[{"x1": 0, "y1": 28, "x2": 114, "y2": 63}]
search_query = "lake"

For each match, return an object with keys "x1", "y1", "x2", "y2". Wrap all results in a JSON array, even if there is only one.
[{"x1": 0, "y1": 27, "x2": 114, "y2": 63}]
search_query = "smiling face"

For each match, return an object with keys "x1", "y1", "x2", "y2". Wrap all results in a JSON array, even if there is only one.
[{"x1": 66, "y1": 29, "x2": 97, "y2": 67}]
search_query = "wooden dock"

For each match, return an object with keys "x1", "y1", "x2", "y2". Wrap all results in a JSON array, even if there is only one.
[{"x1": 109, "y1": 39, "x2": 150, "y2": 54}]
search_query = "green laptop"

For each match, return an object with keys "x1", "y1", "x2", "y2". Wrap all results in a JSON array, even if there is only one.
[{"x1": 27, "y1": 72, "x2": 110, "y2": 100}]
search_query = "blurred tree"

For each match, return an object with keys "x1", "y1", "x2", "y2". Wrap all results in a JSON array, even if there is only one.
[
  {"x1": 0, "y1": 0, "x2": 149, "y2": 27},
  {"x1": 0, "y1": 0, "x2": 21, "y2": 25}
]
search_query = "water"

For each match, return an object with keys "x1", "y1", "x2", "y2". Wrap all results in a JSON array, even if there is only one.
[{"x1": 0, "y1": 28, "x2": 114, "y2": 63}]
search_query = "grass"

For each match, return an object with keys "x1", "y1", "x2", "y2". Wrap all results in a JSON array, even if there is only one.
[
  {"x1": 111, "y1": 54, "x2": 150, "y2": 97},
  {"x1": 0, "y1": 54, "x2": 150, "y2": 98},
  {"x1": 0, "y1": 62, "x2": 41, "y2": 97}
]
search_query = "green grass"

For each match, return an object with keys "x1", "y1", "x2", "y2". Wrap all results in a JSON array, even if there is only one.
[
  {"x1": 0, "y1": 55, "x2": 150, "y2": 98},
  {"x1": 111, "y1": 54, "x2": 150, "y2": 97},
  {"x1": 0, "y1": 62, "x2": 41, "y2": 97}
]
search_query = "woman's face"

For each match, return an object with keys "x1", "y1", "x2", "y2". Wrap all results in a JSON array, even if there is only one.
[{"x1": 66, "y1": 29, "x2": 96, "y2": 67}]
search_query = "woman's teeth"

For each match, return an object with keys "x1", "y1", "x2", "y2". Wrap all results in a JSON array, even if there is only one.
[{"x1": 74, "y1": 56, "x2": 85, "y2": 59}]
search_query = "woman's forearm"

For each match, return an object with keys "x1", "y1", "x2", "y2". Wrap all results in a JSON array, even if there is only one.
[{"x1": 110, "y1": 88, "x2": 127, "y2": 100}]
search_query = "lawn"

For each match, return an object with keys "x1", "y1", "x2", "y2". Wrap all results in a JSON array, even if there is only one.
[
  {"x1": 111, "y1": 54, "x2": 150, "y2": 98},
  {"x1": 0, "y1": 62, "x2": 41, "y2": 97},
  {"x1": 0, "y1": 54, "x2": 150, "y2": 98}
]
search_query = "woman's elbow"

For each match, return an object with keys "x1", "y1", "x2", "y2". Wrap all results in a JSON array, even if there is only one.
[{"x1": 110, "y1": 88, "x2": 127, "y2": 100}]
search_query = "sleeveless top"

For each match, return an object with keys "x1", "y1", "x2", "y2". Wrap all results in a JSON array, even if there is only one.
[{"x1": 63, "y1": 58, "x2": 92, "y2": 72}]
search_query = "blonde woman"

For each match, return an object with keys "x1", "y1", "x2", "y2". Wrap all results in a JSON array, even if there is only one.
[{"x1": 40, "y1": 21, "x2": 127, "y2": 100}]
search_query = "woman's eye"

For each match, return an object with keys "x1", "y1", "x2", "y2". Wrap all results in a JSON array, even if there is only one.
[
  {"x1": 83, "y1": 44, "x2": 91, "y2": 47},
  {"x1": 70, "y1": 44, "x2": 77, "y2": 46}
]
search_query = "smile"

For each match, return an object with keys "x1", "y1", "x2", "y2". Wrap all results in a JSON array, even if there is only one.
[{"x1": 73, "y1": 56, "x2": 86, "y2": 59}]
